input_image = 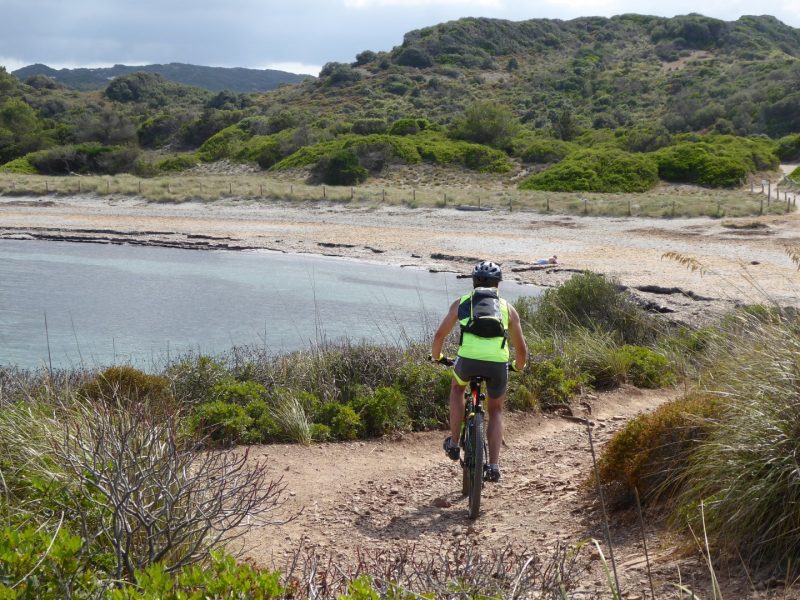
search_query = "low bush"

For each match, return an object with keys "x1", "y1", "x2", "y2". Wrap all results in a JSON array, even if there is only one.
[
  {"x1": 189, "y1": 401, "x2": 252, "y2": 447},
  {"x1": 0, "y1": 526, "x2": 100, "y2": 597},
  {"x1": 315, "y1": 402, "x2": 361, "y2": 440},
  {"x1": 196, "y1": 125, "x2": 249, "y2": 162},
  {"x1": 157, "y1": 153, "x2": 199, "y2": 172},
  {"x1": 519, "y1": 148, "x2": 659, "y2": 193},
  {"x1": 394, "y1": 361, "x2": 451, "y2": 430},
  {"x1": 317, "y1": 149, "x2": 368, "y2": 185},
  {"x1": 0, "y1": 156, "x2": 37, "y2": 174},
  {"x1": 519, "y1": 137, "x2": 575, "y2": 164},
  {"x1": 617, "y1": 344, "x2": 676, "y2": 388},
  {"x1": 29, "y1": 143, "x2": 140, "y2": 175},
  {"x1": 351, "y1": 118, "x2": 387, "y2": 135},
  {"x1": 351, "y1": 386, "x2": 410, "y2": 437},
  {"x1": 532, "y1": 272, "x2": 665, "y2": 345},
  {"x1": 508, "y1": 358, "x2": 584, "y2": 410},
  {"x1": 388, "y1": 117, "x2": 431, "y2": 136},
  {"x1": 597, "y1": 392, "x2": 719, "y2": 505},
  {"x1": 210, "y1": 379, "x2": 266, "y2": 405},
  {"x1": 776, "y1": 133, "x2": 800, "y2": 162},
  {"x1": 653, "y1": 136, "x2": 779, "y2": 187},
  {"x1": 78, "y1": 366, "x2": 172, "y2": 407}
]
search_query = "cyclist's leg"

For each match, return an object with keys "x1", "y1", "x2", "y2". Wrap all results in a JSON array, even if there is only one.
[
  {"x1": 484, "y1": 364, "x2": 509, "y2": 467},
  {"x1": 448, "y1": 377, "x2": 467, "y2": 442},
  {"x1": 486, "y1": 392, "x2": 505, "y2": 465}
]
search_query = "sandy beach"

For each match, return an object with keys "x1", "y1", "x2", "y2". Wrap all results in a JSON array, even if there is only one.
[{"x1": 2, "y1": 193, "x2": 800, "y2": 324}]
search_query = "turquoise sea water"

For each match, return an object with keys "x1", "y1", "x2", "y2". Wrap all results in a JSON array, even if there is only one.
[{"x1": 0, "y1": 240, "x2": 537, "y2": 369}]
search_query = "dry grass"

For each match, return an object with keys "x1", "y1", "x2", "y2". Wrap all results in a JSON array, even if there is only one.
[{"x1": 0, "y1": 172, "x2": 793, "y2": 218}]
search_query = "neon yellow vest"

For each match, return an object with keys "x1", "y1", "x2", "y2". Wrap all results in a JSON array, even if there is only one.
[{"x1": 456, "y1": 289, "x2": 510, "y2": 363}]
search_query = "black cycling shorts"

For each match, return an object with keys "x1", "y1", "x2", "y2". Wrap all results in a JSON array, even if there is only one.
[{"x1": 452, "y1": 356, "x2": 508, "y2": 399}]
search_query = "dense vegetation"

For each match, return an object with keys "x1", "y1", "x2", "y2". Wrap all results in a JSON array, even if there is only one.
[{"x1": 1, "y1": 14, "x2": 799, "y2": 192}]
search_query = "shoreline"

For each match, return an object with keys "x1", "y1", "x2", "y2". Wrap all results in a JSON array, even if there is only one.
[{"x1": 3, "y1": 194, "x2": 800, "y2": 325}]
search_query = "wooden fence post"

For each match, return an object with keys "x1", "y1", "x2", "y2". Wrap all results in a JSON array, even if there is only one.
[{"x1": 323, "y1": 185, "x2": 326, "y2": 199}]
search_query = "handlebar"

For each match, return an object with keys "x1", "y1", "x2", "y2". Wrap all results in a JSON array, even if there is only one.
[{"x1": 428, "y1": 355, "x2": 520, "y2": 371}]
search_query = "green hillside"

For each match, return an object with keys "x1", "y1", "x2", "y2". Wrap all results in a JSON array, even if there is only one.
[{"x1": 1, "y1": 14, "x2": 799, "y2": 192}]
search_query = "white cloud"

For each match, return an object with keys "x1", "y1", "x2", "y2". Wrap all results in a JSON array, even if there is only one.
[
  {"x1": 345, "y1": 0, "x2": 503, "y2": 7},
  {"x1": 258, "y1": 61, "x2": 321, "y2": 76},
  {"x1": 0, "y1": 57, "x2": 28, "y2": 72}
]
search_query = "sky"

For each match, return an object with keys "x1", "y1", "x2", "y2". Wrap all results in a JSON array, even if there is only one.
[{"x1": 1, "y1": 0, "x2": 798, "y2": 77}]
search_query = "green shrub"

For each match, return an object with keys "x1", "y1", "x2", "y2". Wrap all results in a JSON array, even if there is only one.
[
  {"x1": 318, "y1": 149, "x2": 368, "y2": 185},
  {"x1": 415, "y1": 133, "x2": 511, "y2": 173},
  {"x1": 532, "y1": 272, "x2": 664, "y2": 345},
  {"x1": 29, "y1": 143, "x2": 140, "y2": 175},
  {"x1": 168, "y1": 356, "x2": 229, "y2": 404},
  {"x1": 78, "y1": 366, "x2": 172, "y2": 406},
  {"x1": 449, "y1": 101, "x2": 519, "y2": 149},
  {"x1": 189, "y1": 401, "x2": 252, "y2": 447},
  {"x1": 351, "y1": 119, "x2": 387, "y2": 135},
  {"x1": 0, "y1": 156, "x2": 37, "y2": 174},
  {"x1": 309, "y1": 423, "x2": 332, "y2": 442},
  {"x1": 394, "y1": 361, "x2": 451, "y2": 430},
  {"x1": 776, "y1": 134, "x2": 800, "y2": 162},
  {"x1": 654, "y1": 136, "x2": 778, "y2": 187},
  {"x1": 0, "y1": 526, "x2": 100, "y2": 597},
  {"x1": 616, "y1": 345, "x2": 676, "y2": 388},
  {"x1": 351, "y1": 386, "x2": 410, "y2": 437},
  {"x1": 519, "y1": 138, "x2": 575, "y2": 164},
  {"x1": 791, "y1": 165, "x2": 800, "y2": 180},
  {"x1": 210, "y1": 379, "x2": 266, "y2": 405},
  {"x1": 112, "y1": 551, "x2": 286, "y2": 599},
  {"x1": 508, "y1": 358, "x2": 583, "y2": 410},
  {"x1": 519, "y1": 148, "x2": 659, "y2": 193},
  {"x1": 157, "y1": 153, "x2": 199, "y2": 172},
  {"x1": 388, "y1": 117, "x2": 430, "y2": 136},
  {"x1": 564, "y1": 329, "x2": 628, "y2": 389},
  {"x1": 196, "y1": 125, "x2": 249, "y2": 162},
  {"x1": 315, "y1": 402, "x2": 361, "y2": 440}
]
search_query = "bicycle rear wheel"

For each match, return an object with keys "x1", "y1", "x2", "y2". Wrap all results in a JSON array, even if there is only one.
[{"x1": 468, "y1": 412, "x2": 484, "y2": 520}]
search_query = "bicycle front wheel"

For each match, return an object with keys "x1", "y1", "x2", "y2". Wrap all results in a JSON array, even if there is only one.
[{"x1": 468, "y1": 412, "x2": 484, "y2": 520}]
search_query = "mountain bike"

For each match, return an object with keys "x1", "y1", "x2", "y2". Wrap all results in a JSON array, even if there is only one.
[{"x1": 435, "y1": 356, "x2": 509, "y2": 520}]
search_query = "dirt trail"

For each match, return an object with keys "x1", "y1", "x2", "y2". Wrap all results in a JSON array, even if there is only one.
[{"x1": 236, "y1": 386, "x2": 767, "y2": 598}]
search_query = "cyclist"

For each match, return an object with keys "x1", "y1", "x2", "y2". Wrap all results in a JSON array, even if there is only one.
[{"x1": 431, "y1": 260, "x2": 527, "y2": 482}]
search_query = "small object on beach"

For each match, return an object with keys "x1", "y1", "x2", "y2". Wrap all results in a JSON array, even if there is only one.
[{"x1": 751, "y1": 260, "x2": 760, "y2": 265}]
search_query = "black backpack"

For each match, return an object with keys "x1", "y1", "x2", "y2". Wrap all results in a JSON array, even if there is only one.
[{"x1": 458, "y1": 288, "x2": 508, "y2": 344}]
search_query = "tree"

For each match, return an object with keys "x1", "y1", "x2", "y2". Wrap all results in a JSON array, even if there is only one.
[{"x1": 550, "y1": 108, "x2": 581, "y2": 141}]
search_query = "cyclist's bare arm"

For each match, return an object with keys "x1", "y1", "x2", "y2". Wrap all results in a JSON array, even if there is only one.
[
  {"x1": 508, "y1": 305, "x2": 528, "y2": 370},
  {"x1": 431, "y1": 299, "x2": 460, "y2": 360}
]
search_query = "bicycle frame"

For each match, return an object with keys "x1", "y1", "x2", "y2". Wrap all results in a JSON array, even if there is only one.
[{"x1": 460, "y1": 376, "x2": 487, "y2": 519}]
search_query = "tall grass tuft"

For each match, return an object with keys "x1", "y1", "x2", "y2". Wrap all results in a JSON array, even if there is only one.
[{"x1": 674, "y1": 308, "x2": 800, "y2": 572}]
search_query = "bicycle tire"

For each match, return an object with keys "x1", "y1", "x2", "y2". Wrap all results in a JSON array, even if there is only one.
[{"x1": 468, "y1": 412, "x2": 484, "y2": 520}]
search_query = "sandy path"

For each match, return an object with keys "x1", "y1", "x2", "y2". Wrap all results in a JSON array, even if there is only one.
[
  {"x1": 2, "y1": 194, "x2": 800, "y2": 324},
  {"x1": 238, "y1": 387, "x2": 760, "y2": 598}
]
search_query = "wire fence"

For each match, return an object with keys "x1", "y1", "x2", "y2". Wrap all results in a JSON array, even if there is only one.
[{"x1": 0, "y1": 172, "x2": 796, "y2": 219}]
